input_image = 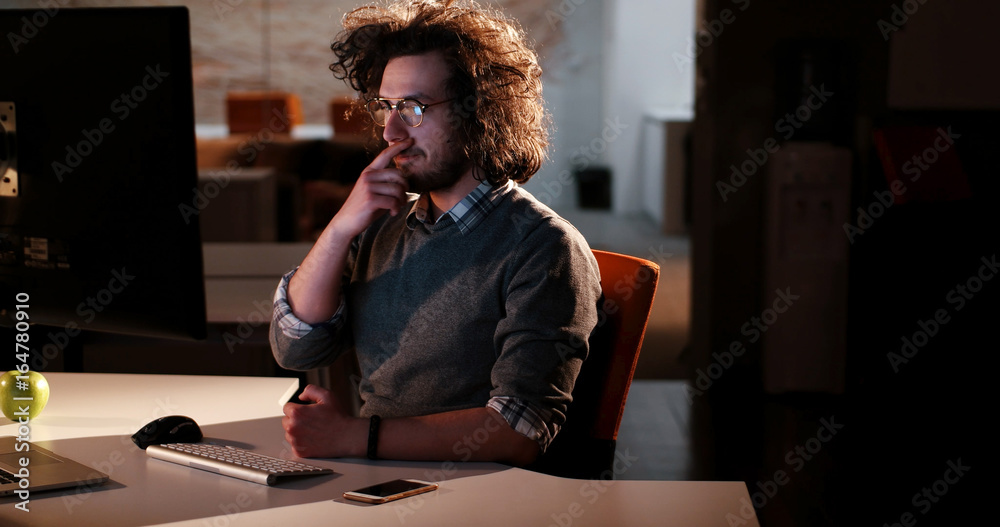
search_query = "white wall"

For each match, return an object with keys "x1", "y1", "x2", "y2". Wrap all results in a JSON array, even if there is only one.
[
  {"x1": 603, "y1": 0, "x2": 694, "y2": 215},
  {"x1": 520, "y1": 0, "x2": 607, "y2": 212}
]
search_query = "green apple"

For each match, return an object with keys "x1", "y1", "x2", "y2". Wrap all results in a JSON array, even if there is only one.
[{"x1": 0, "y1": 370, "x2": 50, "y2": 420}]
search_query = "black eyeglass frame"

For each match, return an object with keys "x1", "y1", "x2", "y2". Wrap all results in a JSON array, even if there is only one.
[{"x1": 365, "y1": 97, "x2": 453, "y2": 127}]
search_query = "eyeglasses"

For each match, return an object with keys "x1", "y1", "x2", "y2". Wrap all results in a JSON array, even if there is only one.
[{"x1": 365, "y1": 97, "x2": 452, "y2": 127}]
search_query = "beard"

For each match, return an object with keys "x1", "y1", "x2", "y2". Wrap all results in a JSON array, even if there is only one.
[{"x1": 395, "y1": 145, "x2": 472, "y2": 194}]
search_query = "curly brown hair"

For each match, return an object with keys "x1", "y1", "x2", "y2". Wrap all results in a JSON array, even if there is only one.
[{"x1": 329, "y1": 0, "x2": 549, "y2": 185}]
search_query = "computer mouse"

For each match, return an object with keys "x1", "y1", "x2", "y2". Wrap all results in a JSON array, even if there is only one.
[{"x1": 131, "y1": 415, "x2": 203, "y2": 450}]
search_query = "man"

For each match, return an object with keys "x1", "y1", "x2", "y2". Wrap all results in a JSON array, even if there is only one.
[{"x1": 270, "y1": 0, "x2": 601, "y2": 468}]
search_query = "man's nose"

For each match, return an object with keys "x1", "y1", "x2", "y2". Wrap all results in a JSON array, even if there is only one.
[{"x1": 382, "y1": 108, "x2": 409, "y2": 143}]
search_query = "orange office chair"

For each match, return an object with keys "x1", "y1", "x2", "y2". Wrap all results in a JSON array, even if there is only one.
[{"x1": 529, "y1": 249, "x2": 660, "y2": 479}]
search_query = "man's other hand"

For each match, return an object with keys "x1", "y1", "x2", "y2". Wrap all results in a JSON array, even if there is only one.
[{"x1": 281, "y1": 384, "x2": 366, "y2": 458}]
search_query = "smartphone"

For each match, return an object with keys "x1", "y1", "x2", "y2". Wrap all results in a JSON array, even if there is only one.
[{"x1": 343, "y1": 479, "x2": 439, "y2": 504}]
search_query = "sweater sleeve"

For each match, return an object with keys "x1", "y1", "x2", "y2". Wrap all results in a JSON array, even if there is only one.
[
  {"x1": 490, "y1": 218, "x2": 602, "y2": 451},
  {"x1": 269, "y1": 268, "x2": 352, "y2": 371}
]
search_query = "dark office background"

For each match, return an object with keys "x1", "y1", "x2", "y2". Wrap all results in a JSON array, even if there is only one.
[
  {"x1": 688, "y1": 0, "x2": 996, "y2": 525},
  {"x1": 2, "y1": 1, "x2": 997, "y2": 526}
]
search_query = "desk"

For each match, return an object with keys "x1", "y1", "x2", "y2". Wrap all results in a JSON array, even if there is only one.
[{"x1": 1, "y1": 373, "x2": 759, "y2": 526}]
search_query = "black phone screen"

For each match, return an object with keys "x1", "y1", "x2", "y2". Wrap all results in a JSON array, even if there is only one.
[{"x1": 352, "y1": 479, "x2": 431, "y2": 497}]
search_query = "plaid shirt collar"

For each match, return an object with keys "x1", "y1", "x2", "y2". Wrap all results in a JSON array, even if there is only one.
[{"x1": 406, "y1": 179, "x2": 513, "y2": 235}]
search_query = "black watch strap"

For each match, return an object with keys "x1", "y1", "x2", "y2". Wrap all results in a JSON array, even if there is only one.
[{"x1": 367, "y1": 415, "x2": 381, "y2": 460}]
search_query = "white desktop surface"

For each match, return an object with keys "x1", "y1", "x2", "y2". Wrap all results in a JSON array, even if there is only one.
[
  {"x1": 0, "y1": 373, "x2": 759, "y2": 527},
  {"x1": 148, "y1": 470, "x2": 753, "y2": 527},
  {"x1": 0, "y1": 372, "x2": 297, "y2": 442}
]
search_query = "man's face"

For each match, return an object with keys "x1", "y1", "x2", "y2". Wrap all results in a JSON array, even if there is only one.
[{"x1": 378, "y1": 52, "x2": 471, "y2": 193}]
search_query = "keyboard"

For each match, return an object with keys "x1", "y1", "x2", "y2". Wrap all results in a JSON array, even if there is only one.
[{"x1": 145, "y1": 443, "x2": 334, "y2": 486}]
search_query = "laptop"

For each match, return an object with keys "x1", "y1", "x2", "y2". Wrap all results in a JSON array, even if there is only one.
[{"x1": 0, "y1": 437, "x2": 110, "y2": 497}]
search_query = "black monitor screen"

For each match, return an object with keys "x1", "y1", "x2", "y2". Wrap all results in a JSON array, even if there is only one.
[{"x1": 0, "y1": 6, "x2": 207, "y2": 341}]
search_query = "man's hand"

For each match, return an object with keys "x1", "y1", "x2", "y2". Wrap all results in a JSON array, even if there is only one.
[
  {"x1": 281, "y1": 384, "x2": 366, "y2": 458},
  {"x1": 286, "y1": 138, "x2": 414, "y2": 324},
  {"x1": 281, "y1": 385, "x2": 539, "y2": 465},
  {"x1": 328, "y1": 138, "x2": 414, "y2": 240}
]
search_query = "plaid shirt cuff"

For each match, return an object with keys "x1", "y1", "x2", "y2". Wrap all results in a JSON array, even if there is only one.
[
  {"x1": 273, "y1": 268, "x2": 345, "y2": 339},
  {"x1": 487, "y1": 396, "x2": 557, "y2": 453}
]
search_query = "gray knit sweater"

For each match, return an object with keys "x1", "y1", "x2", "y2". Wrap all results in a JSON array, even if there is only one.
[{"x1": 270, "y1": 183, "x2": 601, "y2": 442}]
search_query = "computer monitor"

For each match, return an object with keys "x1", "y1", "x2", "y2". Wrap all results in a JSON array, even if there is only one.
[{"x1": 0, "y1": 6, "x2": 207, "y2": 345}]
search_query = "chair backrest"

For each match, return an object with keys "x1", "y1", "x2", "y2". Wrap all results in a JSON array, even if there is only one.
[{"x1": 530, "y1": 249, "x2": 659, "y2": 479}]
